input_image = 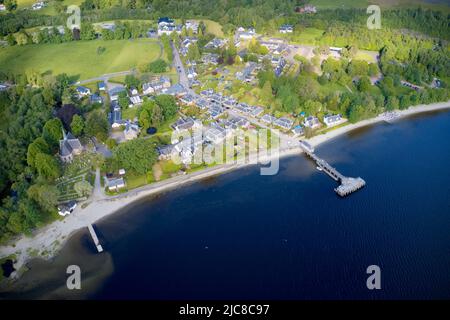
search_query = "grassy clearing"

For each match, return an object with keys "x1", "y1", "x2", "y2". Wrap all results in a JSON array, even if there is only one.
[
  {"x1": 17, "y1": 0, "x2": 37, "y2": 8},
  {"x1": 298, "y1": 27, "x2": 324, "y2": 42},
  {"x1": 289, "y1": 27, "x2": 324, "y2": 45},
  {"x1": 179, "y1": 19, "x2": 224, "y2": 37},
  {"x1": 160, "y1": 160, "x2": 183, "y2": 174},
  {"x1": 126, "y1": 174, "x2": 148, "y2": 189},
  {"x1": 150, "y1": 114, "x2": 178, "y2": 136},
  {"x1": 354, "y1": 50, "x2": 378, "y2": 63},
  {"x1": 122, "y1": 160, "x2": 182, "y2": 190},
  {"x1": 202, "y1": 19, "x2": 225, "y2": 37},
  {"x1": 317, "y1": 121, "x2": 350, "y2": 135},
  {"x1": 319, "y1": 82, "x2": 350, "y2": 95},
  {"x1": 0, "y1": 39, "x2": 161, "y2": 81},
  {"x1": 122, "y1": 107, "x2": 139, "y2": 121}
]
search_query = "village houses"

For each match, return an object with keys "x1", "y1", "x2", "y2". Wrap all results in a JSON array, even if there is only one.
[{"x1": 157, "y1": 17, "x2": 182, "y2": 36}]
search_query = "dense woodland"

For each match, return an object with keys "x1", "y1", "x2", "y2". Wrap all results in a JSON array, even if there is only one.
[{"x1": 0, "y1": 76, "x2": 65, "y2": 241}]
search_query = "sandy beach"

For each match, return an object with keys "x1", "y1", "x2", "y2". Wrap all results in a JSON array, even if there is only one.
[
  {"x1": 0, "y1": 100, "x2": 449, "y2": 279},
  {"x1": 307, "y1": 101, "x2": 450, "y2": 147}
]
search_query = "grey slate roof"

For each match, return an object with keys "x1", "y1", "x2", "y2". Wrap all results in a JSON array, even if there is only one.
[{"x1": 59, "y1": 132, "x2": 82, "y2": 157}]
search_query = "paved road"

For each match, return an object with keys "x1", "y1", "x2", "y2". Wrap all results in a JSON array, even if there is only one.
[
  {"x1": 75, "y1": 70, "x2": 136, "y2": 85},
  {"x1": 92, "y1": 168, "x2": 105, "y2": 201},
  {"x1": 171, "y1": 41, "x2": 197, "y2": 95}
]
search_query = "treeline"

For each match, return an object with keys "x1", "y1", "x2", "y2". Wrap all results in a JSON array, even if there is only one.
[
  {"x1": 6, "y1": 20, "x2": 154, "y2": 46},
  {"x1": 0, "y1": 76, "x2": 67, "y2": 241},
  {"x1": 82, "y1": 7, "x2": 154, "y2": 23},
  {"x1": 380, "y1": 40, "x2": 449, "y2": 84},
  {"x1": 0, "y1": 10, "x2": 64, "y2": 37},
  {"x1": 292, "y1": 8, "x2": 449, "y2": 41},
  {"x1": 94, "y1": 21, "x2": 152, "y2": 40}
]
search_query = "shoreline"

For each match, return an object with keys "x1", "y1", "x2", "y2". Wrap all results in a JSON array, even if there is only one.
[
  {"x1": 0, "y1": 100, "x2": 449, "y2": 282},
  {"x1": 307, "y1": 101, "x2": 450, "y2": 147}
]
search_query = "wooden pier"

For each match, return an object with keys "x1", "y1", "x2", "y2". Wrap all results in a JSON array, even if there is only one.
[
  {"x1": 299, "y1": 141, "x2": 366, "y2": 197},
  {"x1": 87, "y1": 224, "x2": 103, "y2": 253}
]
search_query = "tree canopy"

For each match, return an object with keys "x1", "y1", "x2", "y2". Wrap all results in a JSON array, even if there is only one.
[
  {"x1": 85, "y1": 110, "x2": 109, "y2": 142},
  {"x1": 112, "y1": 138, "x2": 158, "y2": 175}
]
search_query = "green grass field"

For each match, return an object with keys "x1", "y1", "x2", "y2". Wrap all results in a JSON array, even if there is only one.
[
  {"x1": 17, "y1": 0, "x2": 36, "y2": 8},
  {"x1": 0, "y1": 39, "x2": 162, "y2": 80}
]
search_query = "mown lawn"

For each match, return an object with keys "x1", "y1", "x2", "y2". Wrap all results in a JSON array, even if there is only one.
[
  {"x1": 126, "y1": 174, "x2": 148, "y2": 189},
  {"x1": 122, "y1": 107, "x2": 139, "y2": 121},
  {"x1": 0, "y1": 39, "x2": 161, "y2": 80}
]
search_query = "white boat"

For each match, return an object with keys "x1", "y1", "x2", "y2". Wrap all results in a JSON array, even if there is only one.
[{"x1": 316, "y1": 166, "x2": 323, "y2": 171}]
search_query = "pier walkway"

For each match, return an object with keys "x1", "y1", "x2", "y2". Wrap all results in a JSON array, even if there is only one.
[
  {"x1": 299, "y1": 141, "x2": 366, "y2": 197},
  {"x1": 87, "y1": 224, "x2": 103, "y2": 253}
]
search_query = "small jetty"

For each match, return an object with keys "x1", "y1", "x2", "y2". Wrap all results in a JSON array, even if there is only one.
[
  {"x1": 87, "y1": 224, "x2": 103, "y2": 253},
  {"x1": 299, "y1": 141, "x2": 366, "y2": 197}
]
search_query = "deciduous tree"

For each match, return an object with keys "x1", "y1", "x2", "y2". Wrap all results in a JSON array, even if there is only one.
[
  {"x1": 42, "y1": 118, "x2": 63, "y2": 147},
  {"x1": 71, "y1": 114, "x2": 84, "y2": 137},
  {"x1": 112, "y1": 139, "x2": 158, "y2": 175},
  {"x1": 85, "y1": 110, "x2": 109, "y2": 142},
  {"x1": 34, "y1": 153, "x2": 61, "y2": 181}
]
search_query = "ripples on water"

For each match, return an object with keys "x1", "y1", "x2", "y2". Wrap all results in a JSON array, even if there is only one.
[{"x1": 2, "y1": 110, "x2": 450, "y2": 299}]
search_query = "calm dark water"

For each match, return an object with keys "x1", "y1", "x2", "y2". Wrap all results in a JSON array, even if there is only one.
[{"x1": 3, "y1": 110, "x2": 450, "y2": 300}]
